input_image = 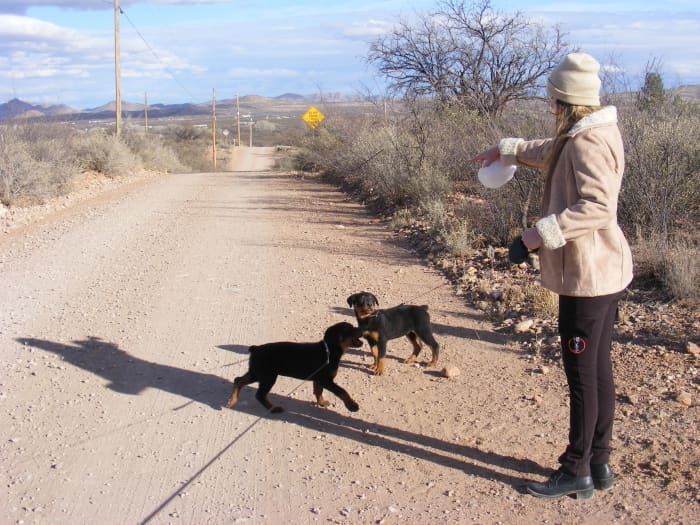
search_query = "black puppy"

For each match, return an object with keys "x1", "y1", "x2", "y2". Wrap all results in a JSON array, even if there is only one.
[
  {"x1": 347, "y1": 292, "x2": 440, "y2": 376},
  {"x1": 226, "y1": 322, "x2": 363, "y2": 413}
]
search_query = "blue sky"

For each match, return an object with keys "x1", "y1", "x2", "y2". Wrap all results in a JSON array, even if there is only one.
[{"x1": 1, "y1": 0, "x2": 698, "y2": 109}]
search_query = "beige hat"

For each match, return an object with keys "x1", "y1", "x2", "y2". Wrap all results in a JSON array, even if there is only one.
[{"x1": 547, "y1": 53, "x2": 601, "y2": 106}]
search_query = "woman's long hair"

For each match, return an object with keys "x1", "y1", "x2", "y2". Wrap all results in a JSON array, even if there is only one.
[{"x1": 546, "y1": 100, "x2": 601, "y2": 176}]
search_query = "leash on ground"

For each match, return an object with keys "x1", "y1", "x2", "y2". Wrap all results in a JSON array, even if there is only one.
[
  {"x1": 141, "y1": 353, "x2": 332, "y2": 525},
  {"x1": 400, "y1": 281, "x2": 448, "y2": 306}
]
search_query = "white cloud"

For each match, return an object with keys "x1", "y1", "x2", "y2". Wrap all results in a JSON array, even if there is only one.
[
  {"x1": 2, "y1": 1, "x2": 230, "y2": 13},
  {"x1": 227, "y1": 67, "x2": 301, "y2": 79},
  {"x1": 342, "y1": 19, "x2": 392, "y2": 38},
  {"x1": 0, "y1": 14, "x2": 81, "y2": 43}
]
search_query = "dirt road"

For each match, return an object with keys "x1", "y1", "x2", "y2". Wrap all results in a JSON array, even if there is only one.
[{"x1": 1, "y1": 147, "x2": 695, "y2": 524}]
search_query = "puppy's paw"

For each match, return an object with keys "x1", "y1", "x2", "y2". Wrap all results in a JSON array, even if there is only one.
[
  {"x1": 404, "y1": 355, "x2": 417, "y2": 364},
  {"x1": 375, "y1": 360, "x2": 385, "y2": 376},
  {"x1": 346, "y1": 401, "x2": 359, "y2": 412},
  {"x1": 318, "y1": 399, "x2": 330, "y2": 408}
]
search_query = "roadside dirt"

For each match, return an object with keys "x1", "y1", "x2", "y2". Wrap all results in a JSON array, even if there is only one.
[{"x1": 1, "y1": 147, "x2": 697, "y2": 525}]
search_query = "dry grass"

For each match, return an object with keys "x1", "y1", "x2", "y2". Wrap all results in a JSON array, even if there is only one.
[
  {"x1": 523, "y1": 281, "x2": 559, "y2": 318},
  {"x1": 634, "y1": 234, "x2": 700, "y2": 301}
]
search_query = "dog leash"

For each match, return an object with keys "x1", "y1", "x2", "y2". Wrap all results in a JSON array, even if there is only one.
[{"x1": 399, "y1": 282, "x2": 448, "y2": 305}]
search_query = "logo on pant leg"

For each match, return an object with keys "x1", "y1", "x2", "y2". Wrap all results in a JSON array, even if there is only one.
[{"x1": 567, "y1": 336, "x2": 587, "y2": 354}]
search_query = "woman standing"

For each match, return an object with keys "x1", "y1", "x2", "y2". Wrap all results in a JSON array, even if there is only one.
[{"x1": 470, "y1": 53, "x2": 633, "y2": 499}]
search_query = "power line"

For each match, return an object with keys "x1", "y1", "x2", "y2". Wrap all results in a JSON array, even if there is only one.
[{"x1": 113, "y1": 2, "x2": 197, "y2": 102}]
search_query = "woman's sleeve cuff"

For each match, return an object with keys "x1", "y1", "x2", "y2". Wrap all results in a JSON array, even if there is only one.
[
  {"x1": 498, "y1": 138, "x2": 523, "y2": 165},
  {"x1": 536, "y1": 214, "x2": 566, "y2": 249}
]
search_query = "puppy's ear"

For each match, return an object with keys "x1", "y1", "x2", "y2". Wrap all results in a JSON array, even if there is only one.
[
  {"x1": 369, "y1": 293, "x2": 379, "y2": 306},
  {"x1": 347, "y1": 294, "x2": 355, "y2": 307}
]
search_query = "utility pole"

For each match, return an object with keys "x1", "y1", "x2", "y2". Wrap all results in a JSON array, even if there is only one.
[
  {"x1": 211, "y1": 88, "x2": 217, "y2": 171},
  {"x1": 249, "y1": 114, "x2": 253, "y2": 147},
  {"x1": 114, "y1": 0, "x2": 122, "y2": 137},
  {"x1": 144, "y1": 92, "x2": 148, "y2": 135},
  {"x1": 236, "y1": 94, "x2": 241, "y2": 147}
]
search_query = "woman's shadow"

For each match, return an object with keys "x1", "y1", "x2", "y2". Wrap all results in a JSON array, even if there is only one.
[
  {"x1": 230, "y1": 389, "x2": 549, "y2": 492},
  {"x1": 17, "y1": 336, "x2": 232, "y2": 410}
]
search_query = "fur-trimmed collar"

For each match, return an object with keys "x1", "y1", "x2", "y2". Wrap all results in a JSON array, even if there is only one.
[{"x1": 566, "y1": 106, "x2": 617, "y2": 137}]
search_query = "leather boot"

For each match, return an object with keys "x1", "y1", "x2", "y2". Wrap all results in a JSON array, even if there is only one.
[
  {"x1": 591, "y1": 463, "x2": 614, "y2": 490},
  {"x1": 526, "y1": 469, "x2": 594, "y2": 499}
]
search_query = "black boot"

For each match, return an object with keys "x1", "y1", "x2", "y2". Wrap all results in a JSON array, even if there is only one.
[
  {"x1": 526, "y1": 469, "x2": 594, "y2": 499},
  {"x1": 591, "y1": 463, "x2": 614, "y2": 490}
]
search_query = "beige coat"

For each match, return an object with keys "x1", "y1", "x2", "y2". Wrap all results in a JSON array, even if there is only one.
[{"x1": 499, "y1": 106, "x2": 633, "y2": 297}]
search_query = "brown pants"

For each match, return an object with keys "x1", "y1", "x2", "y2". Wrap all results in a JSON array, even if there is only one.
[{"x1": 557, "y1": 291, "x2": 623, "y2": 477}]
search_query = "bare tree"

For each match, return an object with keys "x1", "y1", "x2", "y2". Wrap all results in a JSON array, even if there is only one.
[{"x1": 368, "y1": 0, "x2": 571, "y2": 115}]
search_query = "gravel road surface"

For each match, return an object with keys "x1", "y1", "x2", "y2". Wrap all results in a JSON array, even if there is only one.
[{"x1": 1, "y1": 147, "x2": 695, "y2": 524}]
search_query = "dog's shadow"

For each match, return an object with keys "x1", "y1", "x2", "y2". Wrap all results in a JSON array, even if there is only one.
[
  {"x1": 231, "y1": 389, "x2": 549, "y2": 491},
  {"x1": 17, "y1": 336, "x2": 231, "y2": 410}
]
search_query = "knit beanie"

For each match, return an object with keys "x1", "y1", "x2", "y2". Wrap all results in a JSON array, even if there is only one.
[{"x1": 547, "y1": 53, "x2": 601, "y2": 106}]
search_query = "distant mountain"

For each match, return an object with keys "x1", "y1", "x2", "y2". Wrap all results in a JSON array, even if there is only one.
[
  {"x1": 0, "y1": 94, "x2": 357, "y2": 122},
  {"x1": 0, "y1": 98, "x2": 78, "y2": 120},
  {"x1": 86, "y1": 100, "x2": 147, "y2": 113},
  {"x1": 15, "y1": 86, "x2": 699, "y2": 123},
  {"x1": 275, "y1": 93, "x2": 308, "y2": 101},
  {"x1": 673, "y1": 85, "x2": 700, "y2": 100}
]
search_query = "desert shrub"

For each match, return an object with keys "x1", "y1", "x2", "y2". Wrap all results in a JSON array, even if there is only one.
[
  {"x1": 0, "y1": 123, "x2": 78, "y2": 205},
  {"x1": 296, "y1": 92, "x2": 699, "y2": 305},
  {"x1": 442, "y1": 218, "x2": 479, "y2": 257},
  {"x1": 370, "y1": 125, "x2": 452, "y2": 208},
  {"x1": 121, "y1": 126, "x2": 187, "y2": 173},
  {"x1": 73, "y1": 129, "x2": 140, "y2": 177},
  {"x1": 619, "y1": 99, "x2": 700, "y2": 238},
  {"x1": 633, "y1": 234, "x2": 699, "y2": 301},
  {"x1": 0, "y1": 133, "x2": 41, "y2": 205},
  {"x1": 523, "y1": 280, "x2": 559, "y2": 318},
  {"x1": 421, "y1": 198, "x2": 450, "y2": 234},
  {"x1": 159, "y1": 125, "x2": 212, "y2": 172},
  {"x1": 662, "y1": 238, "x2": 700, "y2": 301}
]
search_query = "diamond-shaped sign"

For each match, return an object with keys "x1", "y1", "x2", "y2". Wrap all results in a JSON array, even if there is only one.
[{"x1": 302, "y1": 105, "x2": 325, "y2": 129}]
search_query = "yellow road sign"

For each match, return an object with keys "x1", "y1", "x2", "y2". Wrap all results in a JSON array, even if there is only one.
[{"x1": 302, "y1": 105, "x2": 325, "y2": 129}]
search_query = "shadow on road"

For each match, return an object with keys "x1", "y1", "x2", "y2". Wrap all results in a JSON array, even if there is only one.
[
  {"x1": 17, "y1": 336, "x2": 231, "y2": 410},
  {"x1": 230, "y1": 389, "x2": 550, "y2": 489},
  {"x1": 19, "y1": 335, "x2": 548, "y2": 523}
]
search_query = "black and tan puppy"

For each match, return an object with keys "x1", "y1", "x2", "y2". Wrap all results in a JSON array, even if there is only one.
[
  {"x1": 226, "y1": 322, "x2": 363, "y2": 413},
  {"x1": 347, "y1": 291, "x2": 440, "y2": 375}
]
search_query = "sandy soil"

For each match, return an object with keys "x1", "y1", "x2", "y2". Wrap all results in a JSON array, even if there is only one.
[{"x1": 1, "y1": 147, "x2": 697, "y2": 525}]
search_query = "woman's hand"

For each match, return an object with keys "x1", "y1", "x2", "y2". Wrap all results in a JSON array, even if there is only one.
[
  {"x1": 468, "y1": 145, "x2": 500, "y2": 167},
  {"x1": 521, "y1": 227, "x2": 543, "y2": 251}
]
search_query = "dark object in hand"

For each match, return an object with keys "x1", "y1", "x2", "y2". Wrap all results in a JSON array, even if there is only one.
[{"x1": 508, "y1": 235, "x2": 529, "y2": 264}]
